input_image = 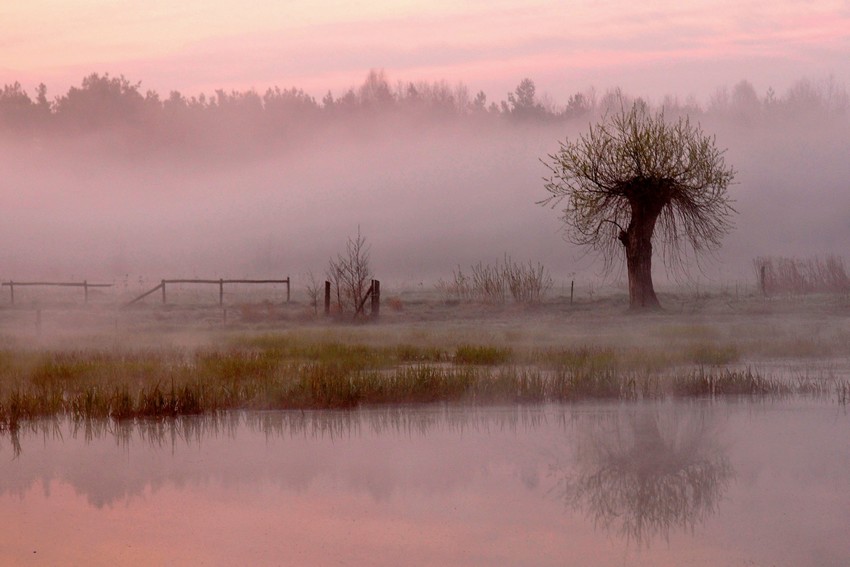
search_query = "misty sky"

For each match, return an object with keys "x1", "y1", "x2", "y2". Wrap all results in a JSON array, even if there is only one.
[
  {"x1": 2, "y1": 1, "x2": 849, "y2": 290},
  {"x1": 4, "y1": 0, "x2": 849, "y2": 102}
]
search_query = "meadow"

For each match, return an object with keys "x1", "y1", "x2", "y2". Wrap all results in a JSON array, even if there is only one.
[{"x1": 0, "y1": 284, "x2": 848, "y2": 430}]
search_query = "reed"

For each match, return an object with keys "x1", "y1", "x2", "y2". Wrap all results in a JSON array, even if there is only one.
[
  {"x1": 754, "y1": 255, "x2": 850, "y2": 295},
  {"x1": 0, "y1": 336, "x2": 844, "y2": 430},
  {"x1": 454, "y1": 344, "x2": 513, "y2": 365},
  {"x1": 671, "y1": 368, "x2": 787, "y2": 397},
  {"x1": 436, "y1": 255, "x2": 553, "y2": 304}
]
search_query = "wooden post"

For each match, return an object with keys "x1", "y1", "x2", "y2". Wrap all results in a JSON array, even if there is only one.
[
  {"x1": 286, "y1": 278, "x2": 291, "y2": 303},
  {"x1": 84, "y1": 280, "x2": 89, "y2": 304},
  {"x1": 371, "y1": 280, "x2": 380, "y2": 319},
  {"x1": 161, "y1": 280, "x2": 166, "y2": 304},
  {"x1": 9, "y1": 281, "x2": 13, "y2": 305},
  {"x1": 570, "y1": 280, "x2": 574, "y2": 304},
  {"x1": 324, "y1": 281, "x2": 331, "y2": 315},
  {"x1": 760, "y1": 265, "x2": 766, "y2": 296},
  {"x1": 219, "y1": 278, "x2": 224, "y2": 306}
]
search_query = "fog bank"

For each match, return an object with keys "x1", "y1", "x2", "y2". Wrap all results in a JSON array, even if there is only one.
[{"x1": 2, "y1": 75, "x2": 848, "y2": 292}]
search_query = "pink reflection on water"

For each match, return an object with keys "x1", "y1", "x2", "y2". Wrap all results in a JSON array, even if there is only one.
[{"x1": 0, "y1": 403, "x2": 847, "y2": 566}]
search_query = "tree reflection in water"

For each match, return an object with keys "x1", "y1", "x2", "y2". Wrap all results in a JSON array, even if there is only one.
[
  {"x1": 556, "y1": 405, "x2": 733, "y2": 546},
  {"x1": 1, "y1": 403, "x2": 732, "y2": 545}
]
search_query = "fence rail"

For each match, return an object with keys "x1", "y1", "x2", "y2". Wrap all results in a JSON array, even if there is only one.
[
  {"x1": 127, "y1": 278, "x2": 290, "y2": 306},
  {"x1": 1, "y1": 281, "x2": 113, "y2": 304}
]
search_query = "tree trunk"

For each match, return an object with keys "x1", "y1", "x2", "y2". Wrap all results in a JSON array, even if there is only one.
[{"x1": 620, "y1": 200, "x2": 663, "y2": 310}]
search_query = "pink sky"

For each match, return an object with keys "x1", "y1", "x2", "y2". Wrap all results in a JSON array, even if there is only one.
[{"x1": 2, "y1": 0, "x2": 849, "y2": 103}]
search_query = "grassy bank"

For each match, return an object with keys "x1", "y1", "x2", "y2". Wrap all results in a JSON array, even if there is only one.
[{"x1": 0, "y1": 334, "x2": 845, "y2": 430}]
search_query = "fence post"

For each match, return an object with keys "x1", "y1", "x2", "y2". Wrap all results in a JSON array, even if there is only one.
[
  {"x1": 219, "y1": 278, "x2": 224, "y2": 306},
  {"x1": 9, "y1": 281, "x2": 13, "y2": 305},
  {"x1": 286, "y1": 277, "x2": 291, "y2": 303},
  {"x1": 84, "y1": 280, "x2": 89, "y2": 304},
  {"x1": 324, "y1": 281, "x2": 331, "y2": 315},
  {"x1": 759, "y1": 265, "x2": 766, "y2": 296},
  {"x1": 371, "y1": 280, "x2": 380, "y2": 319},
  {"x1": 161, "y1": 280, "x2": 167, "y2": 304},
  {"x1": 570, "y1": 280, "x2": 574, "y2": 305}
]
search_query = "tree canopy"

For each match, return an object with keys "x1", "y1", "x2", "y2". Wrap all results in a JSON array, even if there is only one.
[
  {"x1": 0, "y1": 71, "x2": 845, "y2": 163},
  {"x1": 542, "y1": 100, "x2": 736, "y2": 308}
]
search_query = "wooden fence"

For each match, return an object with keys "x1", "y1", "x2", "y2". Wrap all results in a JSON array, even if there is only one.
[
  {"x1": 1, "y1": 281, "x2": 113, "y2": 304},
  {"x1": 324, "y1": 279, "x2": 380, "y2": 319},
  {"x1": 127, "y1": 278, "x2": 290, "y2": 306},
  {"x1": 2, "y1": 277, "x2": 387, "y2": 323}
]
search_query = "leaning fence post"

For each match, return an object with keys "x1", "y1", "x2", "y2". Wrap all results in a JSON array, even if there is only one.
[
  {"x1": 324, "y1": 281, "x2": 331, "y2": 315},
  {"x1": 161, "y1": 280, "x2": 166, "y2": 304},
  {"x1": 371, "y1": 279, "x2": 380, "y2": 319}
]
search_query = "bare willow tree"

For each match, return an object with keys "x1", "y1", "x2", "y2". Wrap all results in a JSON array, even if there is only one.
[{"x1": 541, "y1": 100, "x2": 736, "y2": 309}]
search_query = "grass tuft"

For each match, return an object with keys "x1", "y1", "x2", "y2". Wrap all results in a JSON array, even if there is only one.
[{"x1": 454, "y1": 344, "x2": 512, "y2": 365}]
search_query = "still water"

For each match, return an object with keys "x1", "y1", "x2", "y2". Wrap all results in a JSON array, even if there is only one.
[{"x1": 1, "y1": 401, "x2": 848, "y2": 566}]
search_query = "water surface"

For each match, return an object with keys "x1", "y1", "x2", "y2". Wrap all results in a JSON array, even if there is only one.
[{"x1": 1, "y1": 401, "x2": 848, "y2": 566}]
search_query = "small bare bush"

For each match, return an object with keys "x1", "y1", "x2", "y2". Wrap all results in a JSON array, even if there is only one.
[
  {"x1": 754, "y1": 255, "x2": 850, "y2": 295},
  {"x1": 437, "y1": 255, "x2": 553, "y2": 304},
  {"x1": 326, "y1": 229, "x2": 373, "y2": 314}
]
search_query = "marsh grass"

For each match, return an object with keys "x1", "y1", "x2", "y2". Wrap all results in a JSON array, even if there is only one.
[
  {"x1": 0, "y1": 336, "x2": 845, "y2": 430},
  {"x1": 839, "y1": 381, "x2": 849, "y2": 405},
  {"x1": 686, "y1": 345, "x2": 740, "y2": 366},
  {"x1": 671, "y1": 368, "x2": 786, "y2": 397},
  {"x1": 454, "y1": 344, "x2": 513, "y2": 365}
]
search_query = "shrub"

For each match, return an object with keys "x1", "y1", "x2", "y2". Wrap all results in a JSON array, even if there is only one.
[
  {"x1": 436, "y1": 255, "x2": 553, "y2": 304},
  {"x1": 754, "y1": 255, "x2": 850, "y2": 295},
  {"x1": 326, "y1": 228, "x2": 373, "y2": 314}
]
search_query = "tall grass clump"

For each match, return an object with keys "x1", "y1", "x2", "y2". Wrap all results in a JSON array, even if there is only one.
[
  {"x1": 454, "y1": 344, "x2": 513, "y2": 365},
  {"x1": 549, "y1": 367, "x2": 638, "y2": 400},
  {"x1": 672, "y1": 368, "x2": 787, "y2": 397},
  {"x1": 838, "y1": 380, "x2": 849, "y2": 405},
  {"x1": 436, "y1": 255, "x2": 553, "y2": 304},
  {"x1": 686, "y1": 344, "x2": 740, "y2": 366},
  {"x1": 754, "y1": 255, "x2": 850, "y2": 295}
]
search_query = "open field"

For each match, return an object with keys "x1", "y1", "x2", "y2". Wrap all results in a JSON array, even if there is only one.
[{"x1": 0, "y1": 285, "x2": 848, "y2": 428}]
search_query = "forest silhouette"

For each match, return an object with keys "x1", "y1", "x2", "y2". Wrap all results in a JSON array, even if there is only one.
[{"x1": 1, "y1": 70, "x2": 846, "y2": 161}]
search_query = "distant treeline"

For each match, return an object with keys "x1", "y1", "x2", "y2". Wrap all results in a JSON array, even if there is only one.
[{"x1": 1, "y1": 69, "x2": 847, "y2": 156}]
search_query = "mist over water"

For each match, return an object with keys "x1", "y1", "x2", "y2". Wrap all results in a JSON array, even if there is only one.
[{"x1": 2, "y1": 74, "x2": 849, "y2": 289}]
